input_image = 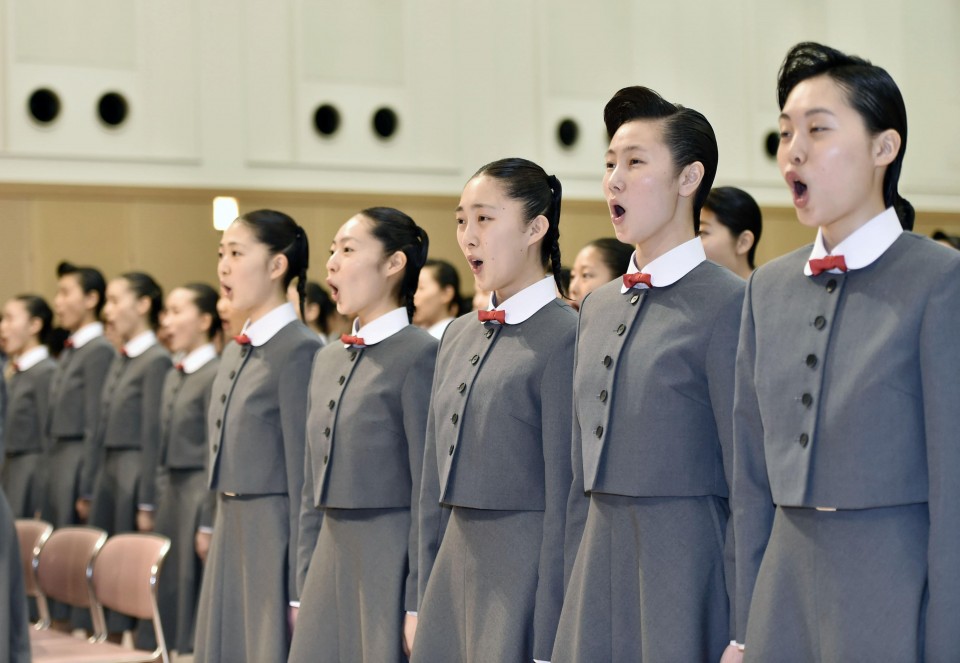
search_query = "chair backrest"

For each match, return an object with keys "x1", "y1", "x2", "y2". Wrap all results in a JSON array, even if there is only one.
[
  {"x1": 34, "y1": 526, "x2": 107, "y2": 609},
  {"x1": 14, "y1": 518, "x2": 53, "y2": 598},
  {"x1": 91, "y1": 533, "x2": 170, "y2": 621}
]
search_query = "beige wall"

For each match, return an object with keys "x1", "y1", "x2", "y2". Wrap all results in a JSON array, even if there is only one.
[{"x1": 1, "y1": 183, "x2": 958, "y2": 308}]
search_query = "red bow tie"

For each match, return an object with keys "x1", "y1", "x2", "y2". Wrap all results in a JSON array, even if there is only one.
[
  {"x1": 11, "y1": 363, "x2": 21, "y2": 373},
  {"x1": 234, "y1": 334, "x2": 251, "y2": 346},
  {"x1": 121, "y1": 348, "x2": 129, "y2": 358},
  {"x1": 808, "y1": 255, "x2": 848, "y2": 276},
  {"x1": 478, "y1": 309, "x2": 506, "y2": 324},
  {"x1": 175, "y1": 363, "x2": 185, "y2": 373},
  {"x1": 64, "y1": 338, "x2": 75, "y2": 349},
  {"x1": 341, "y1": 334, "x2": 366, "y2": 347},
  {"x1": 623, "y1": 272, "x2": 653, "y2": 289}
]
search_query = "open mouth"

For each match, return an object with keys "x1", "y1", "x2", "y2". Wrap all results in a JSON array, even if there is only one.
[
  {"x1": 468, "y1": 257, "x2": 484, "y2": 274},
  {"x1": 610, "y1": 202, "x2": 626, "y2": 222},
  {"x1": 787, "y1": 174, "x2": 809, "y2": 207},
  {"x1": 326, "y1": 280, "x2": 340, "y2": 302}
]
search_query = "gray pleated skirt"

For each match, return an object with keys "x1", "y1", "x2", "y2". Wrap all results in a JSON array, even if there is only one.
[
  {"x1": 43, "y1": 440, "x2": 84, "y2": 622},
  {"x1": 193, "y1": 493, "x2": 291, "y2": 663},
  {"x1": 412, "y1": 506, "x2": 543, "y2": 663},
  {"x1": 553, "y1": 493, "x2": 730, "y2": 663},
  {"x1": 743, "y1": 504, "x2": 928, "y2": 663},
  {"x1": 153, "y1": 469, "x2": 208, "y2": 653},
  {"x1": 1, "y1": 487, "x2": 31, "y2": 663},
  {"x1": 1, "y1": 452, "x2": 45, "y2": 519},
  {"x1": 289, "y1": 506, "x2": 411, "y2": 663}
]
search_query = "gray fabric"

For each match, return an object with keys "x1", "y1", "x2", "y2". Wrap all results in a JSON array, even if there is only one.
[
  {"x1": 196, "y1": 320, "x2": 319, "y2": 661},
  {"x1": 0, "y1": 488, "x2": 30, "y2": 663},
  {"x1": 154, "y1": 469, "x2": 208, "y2": 653},
  {"x1": 298, "y1": 325, "x2": 436, "y2": 608},
  {"x1": 1, "y1": 452, "x2": 44, "y2": 518},
  {"x1": 412, "y1": 507, "x2": 542, "y2": 663},
  {"x1": 419, "y1": 301, "x2": 577, "y2": 660},
  {"x1": 159, "y1": 359, "x2": 218, "y2": 470},
  {"x1": 561, "y1": 260, "x2": 743, "y2": 649},
  {"x1": 289, "y1": 507, "x2": 411, "y2": 663},
  {"x1": 4, "y1": 357, "x2": 56, "y2": 453},
  {"x1": 47, "y1": 336, "x2": 116, "y2": 442},
  {"x1": 81, "y1": 344, "x2": 171, "y2": 503},
  {"x1": 193, "y1": 494, "x2": 291, "y2": 663},
  {"x1": 744, "y1": 505, "x2": 928, "y2": 663},
  {"x1": 553, "y1": 494, "x2": 731, "y2": 662},
  {"x1": 41, "y1": 438, "x2": 85, "y2": 621},
  {"x1": 733, "y1": 233, "x2": 960, "y2": 659}
]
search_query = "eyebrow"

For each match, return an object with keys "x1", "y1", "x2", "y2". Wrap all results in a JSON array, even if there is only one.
[
  {"x1": 779, "y1": 107, "x2": 837, "y2": 121},
  {"x1": 455, "y1": 203, "x2": 499, "y2": 212},
  {"x1": 219, "y1": 241, "x2": 244, "y2": 248},
  {"x1": 606, "y1": 145, "x2": 649, "y2": 157}
]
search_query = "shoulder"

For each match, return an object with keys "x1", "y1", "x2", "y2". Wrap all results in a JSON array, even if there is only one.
[
  {"x1": 143, "y1": 344, "x2": 172, "y2": 367},
  {"x1": 751, "y1": 244, "x2": 811, "y2": 287},
  {"x1": 892, "y1": 232, "x2": 960, "y2": 275},
  {"x1": 394, "y1": 324, "x2": 439, "y2": 353},
  {"x1": 272, "y1": 321, "x2": 323, "y2": 355}
]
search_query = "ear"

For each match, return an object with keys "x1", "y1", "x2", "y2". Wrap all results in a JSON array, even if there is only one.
[
  {"x1": 873, "y1": 129, "x2": 901, "y2": 167},
  {"x1": 135, "y1": 295, "x2": 152, "y2": 319},
  {"x1": 735, "y1": 230, "x2": 756, "y2": 257},
  {"x1": 268, "y1": 253, "x2": 289, "y2": 282},
  {"x1": 383, "y1": 250, "x2": 407, "y2": 278},
  {"x1": 527, "y1": 214, "x2": 550, "y2": 247},
  {"x1": 678, "y1": 161, "x2": 705, "y2": 199},
  {"x1": 27, "y1": 316, "x2": 43, "y2": 338},
  {"x1": 83, "y1": 290, "x2": 100, "y2": 313},
  {"x1": 199, "y1": 312, "x2": 213, "y2": 335}
]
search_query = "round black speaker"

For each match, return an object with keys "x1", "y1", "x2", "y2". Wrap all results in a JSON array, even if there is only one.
[
  {"x1": 313, "y1": 104, "x2": 341, "y2": 136},
  {"x1": 98, "y1": 92, "x2": 129, "y2": 127},
  {"x1": 764, "y1": 131, "x2": 779, "y2": 158},
  {"x1": 372, "y1": 107, "x2": 399, "y2": 139},
  {"x1": 557, "y1": 118, "x2": 579, "y2": 148},
  {"x1": 28, "y1": 88, "x2": 61, "y2": 124}
]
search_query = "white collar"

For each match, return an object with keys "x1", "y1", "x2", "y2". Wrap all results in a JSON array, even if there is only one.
[
  {"x1": 178, "y1": 343, "x2": 217, "y2": 374},
  {"x1": 69, "y1": 322, "x2": 105, "y2": 349},
  {"x1": 427, "y1": 317, "x2": 454, "y2": 339},
  {"x1": 804, "y1": 207, "x2": 903, "y2": 276},
  {"x1": 487, "y1": 276, "x2": 558, "y2": 325},
  {"x1": 123, "y1": 330, "x2": 158, "y2": 358},
  {"x1": 240, "y1": 303, "x2": 298, "y2": 347},
  {"x1": 345, "y1": 307, "x2": 410, "y2": 347},
  {"x1": 621, "y1": 237, "x2": 706, "y2": 293},
  {"x1": 14, "y1": 345, "x2": 50, "y2": 372}
]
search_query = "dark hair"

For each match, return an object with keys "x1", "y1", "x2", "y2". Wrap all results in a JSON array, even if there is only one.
[
  {"x1": 932, "y1": 230, "x2": 960, "y2": 251},
  {"x1": 181, "y1": 283, "x2": 222, "y2": 340},
  {"x1": 703, "y1": 187, "x2": 764, "y2": 269},
  {"x1": 237, "y1": 209, "x2": 310, "y2": 315},
  {"x1": 303, "y1": 281, "x2": 336, "y2": 334},
  {"x1": 14, "y1": 294, "x2": 54, "y2": 347},
  {"x1": 423, "y1": 259, "x2": 466, "y2": 318},
  {"x1": 57, "y1": 261, "x2": 106, "y2": 318},
  {"x1": 777, "y1": 42, "x2": 914, "y2": 230},
  {"x1": 360, "y1": 207, "x2": 430, "y2": 321},
  {"x1": 604, "y1": 86, "x2": 718, "y2": 233},
  {"x1": 585, "y1": 237, "x2": 634, "y2": 277},
  {"x1": 120, "y1": 272, "x2": 164, "y2": 330},
  {"x1": 471, "y1": 158, "x2": 565, "y2": 296}
]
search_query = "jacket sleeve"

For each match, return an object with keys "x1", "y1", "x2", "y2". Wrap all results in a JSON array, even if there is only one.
[
  {"x1": 297, "y1": 362, "x2": 322, "y2": 598},
  {"x1": 138, "y1": 357, "x2": 173, "y2": 508},
  {"x1": 563, "y1": 301, "x2": 589, "y2": 587},
  {"x1": 920, "y1": 260, "x2": 960, "y2": 661},
  {"x1": 705, "y1": 283, "x2": 746, "y2": 641},
  {"x1": 79, "y1": 347, "x2": 117, "y2": 499},
  {"x1": 279, "y1": 339, "x2": 320, "y2": 602},
  {"x1": 532, "y1": 328, "x2": 576, "y2": 661},
  {"x1": 732, "y1": 274, "x2": 775, "y2": 645}
]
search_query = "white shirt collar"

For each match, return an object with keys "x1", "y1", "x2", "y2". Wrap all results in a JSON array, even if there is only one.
[
  {"x1": 240, "y1": 303, "x2": 298, "y2": 347},
  {"x1": 804, "y1": 207, "x2": 903, "y2": 276},
  {"x1": 345, "y1": 307, "x2": 410, "y2": 347},
  {"x1": 14, "y1": 345, "x2": 50, "y2": 372},
  {"x1": 69, "y1": 321, "x2": 105, "y2": 349},
  {"x1": 620, "y1": 237, "x2": 706, "y2": 293},
  {"x1": 487, "y1": 276, "x2": 558, "y2": 325},
  {"x1": 123, "y1": 330, "x2": 158, "y2": 358},
  {"x1": 179, "y1": 343, "x2": 217, "y2": 374},
  {"x1": 427, "y1": 317, "x2": 454, "y2": 339}
]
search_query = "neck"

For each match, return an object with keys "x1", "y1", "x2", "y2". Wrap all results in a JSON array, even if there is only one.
[
  {"x1": 14, "y1": 339, "x2": 40, "y2": 358},
  {"x1": 247, "y1": 293, "x2": 287, "y2": 325},
  {"x1": 72, "y1": 316, "x2": 97, "y2": 333},
  {"x1": 734, "y1": 260, "x2": 754, "y2": 280},
  {"x1": 123, "y1": 323, "x2": 151, "y2": 344},
  {"x1": 357, "y1": 299, "x2": 403, "y2": 328},
  {"x1": 494, "y1": 263, "x2": 546, "y2": 305},
  {"x1": 819, "y1": 199, "x2": 887, "y2": 253},
  {"x1": 182, "y1": 338, "x2": 208, "y2": 356},
  {"x1": 635, "y1": 215, "x2": 695, "y2": 267}
]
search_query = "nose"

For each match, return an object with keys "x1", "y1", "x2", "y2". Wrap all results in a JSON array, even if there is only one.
[
  {"x1": 606, "y1": 166, "x2": 623, "y2": 195},
  {"x1": 459, "y1": 219, "x2": 478, "y2": 249},
  {"x1": 326, "y1": 251, "x2": 339, "y2": 274},
  {"x1": 781, "y1": 133, "x2": 805, "y2": 166},
  {"x1": 217, "y1": 254, "x2": 229, "y2": 277}
]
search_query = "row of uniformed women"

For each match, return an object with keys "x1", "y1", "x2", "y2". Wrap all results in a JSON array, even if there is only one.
[
  {"x1": 0, "y1": 267, "x2": 229, "y2": 652},
  {"x1": 199, "y1": 40, "x2": 959, "y2": 663}
]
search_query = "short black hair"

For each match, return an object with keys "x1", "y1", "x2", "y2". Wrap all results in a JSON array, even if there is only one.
[
  {"x1": 238, "y1": 210, "x2": 310, "y2": 315},
  {"x1": 703, "y1": 187, "x2": 763, "y2": 269},
  {"x1": 14, "y1": 294, "x2": 54, "y2": 346},
  {"x1": 932, "y1": 230, "x2": 960, "y2": 251},
  {"x1": 777, "y1": 42, "x2": 913, "y2": 229},
  {"x1": 120, "y1": 272, "x2": 164, "y2": 330},
  {"x1": 585, "y1": 237, "x2": 634, "y2": 277},
  {"x1": 303, "y1": 281, "x2": 336, "y2": 334},
  {"x1": 57, "y1": 261, "x2": 107, "y2": 318},
  {"x1": 181, "y1": 282, "x2": 222, "y2": 340},
  {"x1": 423, "y1": 259, "x2": 466, "y2": 317},
  {"x1": 361, "y1": 207, "x2": 429, "y2": 321},
  {"x1": 604, "y1": 86, "x2": 718, "y2": 233}
]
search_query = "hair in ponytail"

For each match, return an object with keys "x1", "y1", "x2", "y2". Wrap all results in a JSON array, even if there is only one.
[
  {"x1": 360, "y1": 207, "x2": 430, "y2": 321},
  {"x1": 119, "y1": 272, "x2": 164, "y2": 330},
  {"x1": 237, "y1": 209, "x2": 310, "y2": 316},
  {"x1": 471, "y1": 158, "x2": 566, "y2": 296},
  {"x1": 15, "y1": 294, "x2": 54, "y2": 347},
  {"x1": 181, "y1": 283, "x2": 223, "y2": 340}
]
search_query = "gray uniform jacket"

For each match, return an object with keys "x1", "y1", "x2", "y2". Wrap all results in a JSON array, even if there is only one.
[
  {"x1": 4, "y1": 357, "x2": 56, "y2": 454},
  {"x1": 81, "y1": 344, "x2": 172, "y2": 503},
  {"x1": 419, "y1": 299, "x2": 577, "y2": 657},
  {"x1": 298, "y1": 325, "x2": 437, "y2": 607},
  {"x1": 206, "y1": 320, "x2": 321, "y2": 599},
  {"x1": 47, "y1": 336, "x2": 116, "y2": 444},
  {"x1": 733, "y1": 233, "x2": 960, "y2": 657}
]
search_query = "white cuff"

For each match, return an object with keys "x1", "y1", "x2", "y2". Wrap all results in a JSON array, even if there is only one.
[
  {"x1": 732, "y1": 640, "x2": 745, "y2": 651},
  {"x1": 197, "y1": 526, "x2": 214, "y2": 534},
  {"x1": 289, "y1": 600, "x2": 300, "y2": 608},
  {"x1": 138, "y1": 504, "x2": 155, "y2": 512},
  {"x1": 406, "y1": 611, "x2": 417, "y2": 617}
]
